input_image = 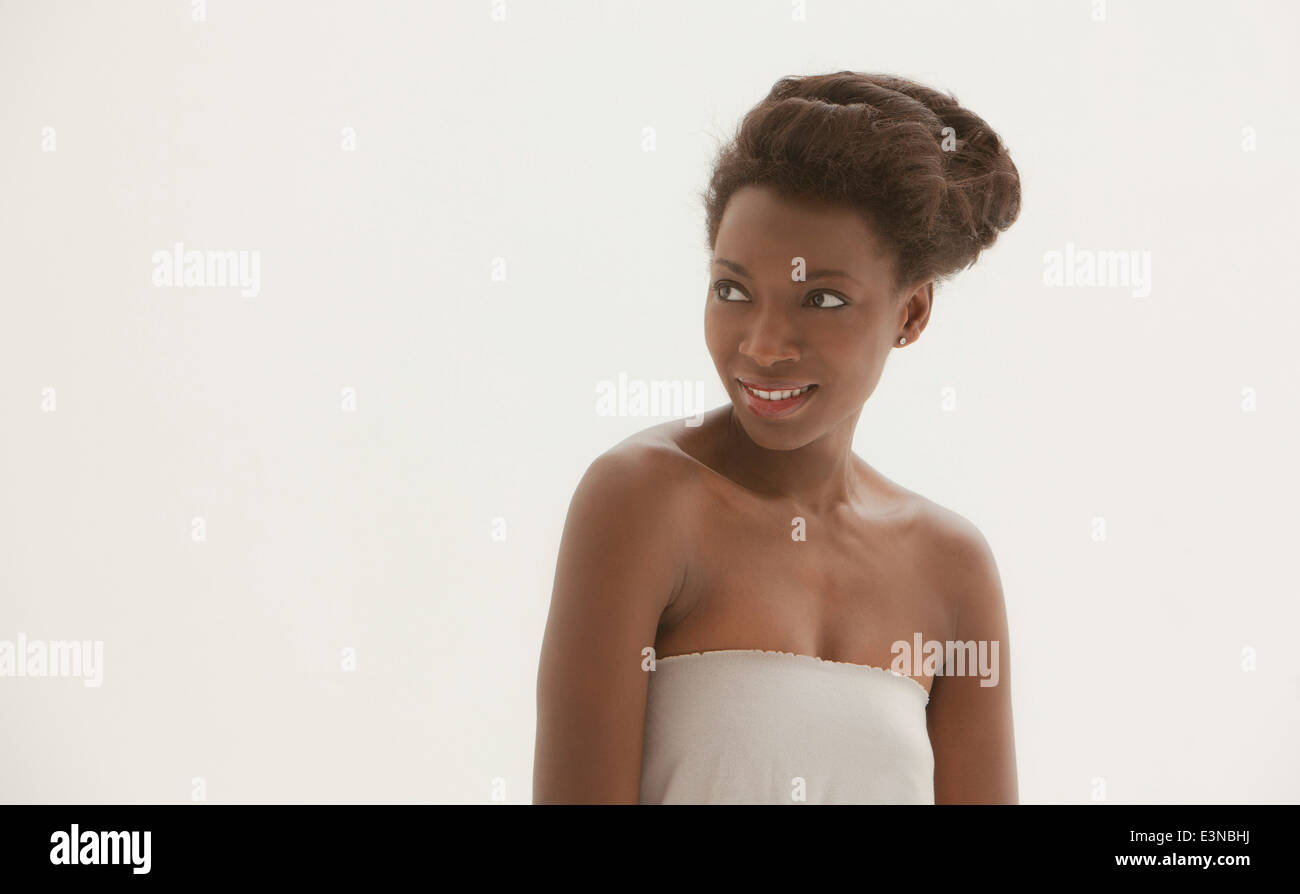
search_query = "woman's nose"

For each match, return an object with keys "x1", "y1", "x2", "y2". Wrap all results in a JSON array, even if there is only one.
[{"x1": 738, "y1": 307, "x2": 800, "y2": 366}]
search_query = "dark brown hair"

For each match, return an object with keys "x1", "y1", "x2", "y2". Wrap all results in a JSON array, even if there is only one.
[{"x1": 701, "y1": 71, "x2": 1021, "y2": 291}]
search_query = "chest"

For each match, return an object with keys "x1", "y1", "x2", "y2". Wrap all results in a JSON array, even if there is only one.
[{"x1": 655, "y1": 488, "x2": 954, "y2": 689}]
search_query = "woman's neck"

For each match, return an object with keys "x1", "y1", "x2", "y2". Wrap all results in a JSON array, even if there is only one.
[{"x1": 715, "y1": 405, "x2": 865, "y2": 515}]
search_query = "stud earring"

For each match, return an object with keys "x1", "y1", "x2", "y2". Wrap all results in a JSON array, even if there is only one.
[{"x1": 898, "y1": 336, "x2": 907, "y2": 345}]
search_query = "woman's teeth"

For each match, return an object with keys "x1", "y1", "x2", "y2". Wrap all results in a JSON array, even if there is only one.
[{"x1": 742, "y1": 384, "x2": 814, "y2": 401}]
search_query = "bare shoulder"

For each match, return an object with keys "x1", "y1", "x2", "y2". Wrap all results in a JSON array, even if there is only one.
[
  {"x1": 853, "y1": 456, "x2": 1002, "y2": 628},
  {"x1": 536, "y1": 422, "x2": 705, "y2": 803},
  {"x1": 904, "y1": 494, "x2": 1006, "y2": 635},
  {"x1": 908, "y1": 496, "x2": 997, "y2": 572},
  {"x1": 563, "y1": 421, "x2": 708, "y2": 562},
  {"x1": 548, "y1": 421, "x2": 711, "y2": 647},
  {"x1": 580, "y1": 420, "x2": 704, "y2": 508}
]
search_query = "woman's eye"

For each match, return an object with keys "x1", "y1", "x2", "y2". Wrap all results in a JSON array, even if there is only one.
[
  {"x1": 808, "y1": 291, "x2": 847, "y2": 308},
  {"x1": 714, "y1": 282, "x2": 749, "y2": 302}
]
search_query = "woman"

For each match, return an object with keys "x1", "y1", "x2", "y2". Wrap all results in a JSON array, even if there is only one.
[{"x1": 534, "y1": 71, "x2": 1022, "y2": 804}]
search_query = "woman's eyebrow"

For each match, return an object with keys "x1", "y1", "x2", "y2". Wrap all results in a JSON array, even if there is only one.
[
  {"x1": 713, "y1": 256, "x2": 861, "y2": 286},
  {"x1": 712, "y1": 257, "x2": 753, "y2": 278}
]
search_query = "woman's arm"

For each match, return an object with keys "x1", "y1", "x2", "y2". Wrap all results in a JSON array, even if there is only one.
[
  {"x1": 925, "y1": 515, "x2": 1019, "y2": 804},
  {"x1": 532, "y1": 445, "x2": 687, "y2": 804}
]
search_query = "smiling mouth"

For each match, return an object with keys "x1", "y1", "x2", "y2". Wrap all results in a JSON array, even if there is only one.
[
  {"x1": 737, "y1": 380, "x2": 818, "y2": 401},
  {"x1": 736, "y1": 379, "x2": 819, "y2": 418}
]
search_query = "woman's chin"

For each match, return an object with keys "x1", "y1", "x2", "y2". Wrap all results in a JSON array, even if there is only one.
[{"x1": 731, "y1": 409, "x2": 819, "y2": 451}]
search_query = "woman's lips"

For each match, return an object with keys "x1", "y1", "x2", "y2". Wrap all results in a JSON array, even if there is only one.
[{"x1": 736, "y1": 379, "x2": 818, "y2": 419}]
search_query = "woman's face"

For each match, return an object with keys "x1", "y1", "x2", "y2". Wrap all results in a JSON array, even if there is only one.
[{"x1": 705, "y1": 183, "x2": 926, "y2": 451}]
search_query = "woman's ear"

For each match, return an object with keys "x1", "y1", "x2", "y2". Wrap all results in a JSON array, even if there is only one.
[{"x1": 897, "y1": 279, "x2": 934, "y2": 339}]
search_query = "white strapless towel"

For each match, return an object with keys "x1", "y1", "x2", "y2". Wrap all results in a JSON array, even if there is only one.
[{"x1": 639, "y1": 649, "x2": 934, "y2": 804}]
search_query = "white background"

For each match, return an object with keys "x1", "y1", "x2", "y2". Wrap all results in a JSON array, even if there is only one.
[{"x1": 1, "y1": 0, "x2": 1296, "y2": 803}]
